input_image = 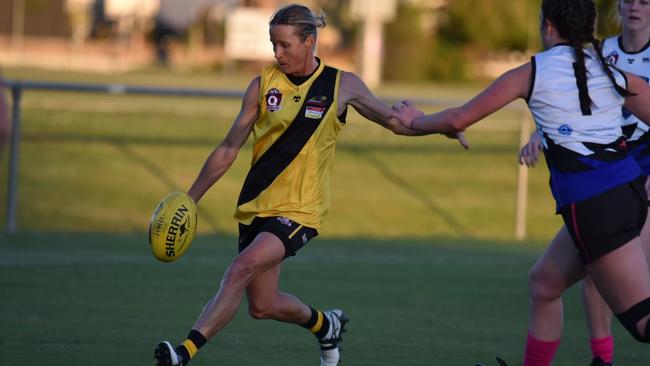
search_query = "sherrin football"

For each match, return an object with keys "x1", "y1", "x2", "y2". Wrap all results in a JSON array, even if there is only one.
[{"x1": 149, "y1": 192, "x2": 197, "y2": 262}]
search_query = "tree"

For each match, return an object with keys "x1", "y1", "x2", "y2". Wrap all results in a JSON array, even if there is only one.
[
  {"x1": 382, "y1": 0, "x2": 621, "y2": 81},
  {"x1": 438, "y1": 0, "x2": 535, "y2": 52},
  {"x1": 383, "y1": 2, "x2": 435, "y2": 81},
  {"x1": 596, "y1": 0, "x2": 621, "y2": 37}
]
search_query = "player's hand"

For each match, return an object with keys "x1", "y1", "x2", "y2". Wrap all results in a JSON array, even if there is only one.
[
  {"x1": 445, "y1": 131, "x2": 469, "y2": 150},
  {"x1": 391, "y1": 100, "x2": 424, "y2": 129},
  {"x1": 518, "y1": 131, "x2": 542, "y2": 167}
]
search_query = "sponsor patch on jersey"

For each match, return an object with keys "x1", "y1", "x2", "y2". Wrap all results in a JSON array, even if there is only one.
[
  {"x1": 277, "y1": 217, "x2": 293, "y2": 227},
  {"x1": 643, "y1": 57, "x2": 650, "y2": 63},
  {"x1": 266, "y1": 88, "x2": 283, "y2": 112},
  {"x1": 606, "y1": 51, "x2": 619, "y2": 65},
  {"x1": 305, "y1": 95, "x2": 327, "y2": 119},
  {"x1": 627, "y1": 58, "x2": 635, "y2": 65},
  {"x1": 558, "y1": 124, "x2": 573, "y2": 136}
]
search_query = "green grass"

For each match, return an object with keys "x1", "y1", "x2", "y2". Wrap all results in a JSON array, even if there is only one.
[
  {"x1": 0, "y1": 67, "x2": 606, "y2": 363},
  {"x1": 0, "y1": 233, "x2": 647, "y2": 365},
  {"x1": 0, "y1": 67, "x2": 562, "y2": 241}
]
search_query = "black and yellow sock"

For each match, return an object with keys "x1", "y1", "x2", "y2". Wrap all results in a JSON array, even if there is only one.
[
  {"x1": 176, "y1": 330, "x2": 207, "y2": 363},
  {"x1": 301, "y1": 307, "x2": 330, "y2": 339}
]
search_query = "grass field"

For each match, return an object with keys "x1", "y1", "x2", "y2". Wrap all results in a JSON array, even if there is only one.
[
  {"x1": 2, "y1": 67, "x2": 644, "y2": 364},
  {"x1": 0, "y1": 233, "x2": 647, "y2": 365}
]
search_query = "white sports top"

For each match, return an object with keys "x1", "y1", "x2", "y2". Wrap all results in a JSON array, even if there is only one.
[
  {"x1": 527, "y1": 44, "x2": 628, "y2": 155},
  {"x1": 603, "y1": 35, "x2": 650, "y2": 139},
  {"x1": 526, "y1": 44, "x2": 640, "y2": 210}
]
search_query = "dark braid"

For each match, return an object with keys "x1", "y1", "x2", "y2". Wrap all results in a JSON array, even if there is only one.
[
  {"x1": 591, "y1": 38, "x2": 635, "y2": 97},
  {"x1": 543, "y1": 0, "x2": 596, "y2": 114},
  {"x1": 541, "y1": 0, "x2": 632, "y2": 114},
  {"x1": 572, "y1": 43, "x2": 592, "y2": 115}
]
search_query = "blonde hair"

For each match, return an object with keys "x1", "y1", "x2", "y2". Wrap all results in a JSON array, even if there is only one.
[{"x1": 269, "y1": 4, "x2": 326, "y2": 41}]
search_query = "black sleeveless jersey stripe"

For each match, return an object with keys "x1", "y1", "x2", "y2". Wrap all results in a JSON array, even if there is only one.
[{"x1": 237, "y1": 66, "x2": 338, "y2": 205}]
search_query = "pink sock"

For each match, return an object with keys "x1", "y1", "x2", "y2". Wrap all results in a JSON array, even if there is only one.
[
  {"x1": 590, "y1": 336, "x2": 614, "y2": 363},
  {"x1": 522, "y1": 333, "x2": 561, "y2": 366}
]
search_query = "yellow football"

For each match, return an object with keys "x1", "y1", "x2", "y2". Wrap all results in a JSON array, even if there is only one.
[{"x1": 148, "y1": 192, "x2": 197, "y2": 262}]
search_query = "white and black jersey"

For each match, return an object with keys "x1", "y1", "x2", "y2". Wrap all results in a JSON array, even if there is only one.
[
  {"x1": 603, "y1": 36, "x2": 650, "y2": 134},
  {"x1": 603, "y1": 35, "x2": 650, "y2": 174},
  {"x1": 527, "y1": 44, "x2": 641, "y2": 210}
]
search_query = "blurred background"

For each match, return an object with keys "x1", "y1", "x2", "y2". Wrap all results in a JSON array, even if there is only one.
[
  {"x1": 0, "y1": 0, "x2": 622, "y2": 82},
  {"x1": 0, "y1": 0, "x2": 624, "y2": 241},
  {"x1": 4, "y1": 2, "x2": 649, "y2": 365}
]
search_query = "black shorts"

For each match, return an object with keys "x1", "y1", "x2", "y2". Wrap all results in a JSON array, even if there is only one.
[
  {"x1": 560, "y1": 176, "x2": 647, "y2": 264},
  {"x1": 238, "y1": 216, "x2": 318, "y2": 258}
]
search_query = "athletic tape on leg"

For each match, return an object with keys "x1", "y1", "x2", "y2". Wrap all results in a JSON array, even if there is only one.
[{"x1": 615, "y1": 297, "x2": 650, "y2": 343}]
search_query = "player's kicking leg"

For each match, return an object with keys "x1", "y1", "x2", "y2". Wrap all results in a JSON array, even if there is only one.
[
  {"x1": 154, "y1": 340, "x2": 193, "y2": 366},
  {"x1": 317, "y1": 309, "x2": 350, "y2": 366},
  {"x1": 154, "y1": 224, "x2": 350, "y2": 366},
  {"x1": 245, "y1": 257, "x2": 350, "y2": 365}
]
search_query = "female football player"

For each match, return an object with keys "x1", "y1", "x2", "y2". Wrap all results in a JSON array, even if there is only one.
[
  {"x1": 391, "y1": 0, "x2": 650, "y2": 365},
  {"x1": 519, "y1": 1, "x2": 650, "y2": 364},
  {"x1": 153, "y1": 4, "x2": 464, "y2": 366}
]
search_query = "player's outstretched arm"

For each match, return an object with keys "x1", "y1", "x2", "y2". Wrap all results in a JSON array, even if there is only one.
[
  {"x1": 391, "y1": 100, "x2": 469, "y2": 149},
  {"x1": 394, "y1": 63, "x2": 531, "y2": 136},
  {"x1": 187, "y1": 77, "x2": 260, "y2": 203},
  {"x1": 339, "y1": 72, "x2": 469, "y2": 148},
  {"x1": 338, "y1": 71, "x2": 426, "y2": 136},
  {"x1": 624, "y1": 73, "x2": 650, "y2": 127}
]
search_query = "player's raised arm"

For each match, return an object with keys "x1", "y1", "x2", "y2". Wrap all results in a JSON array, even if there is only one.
[
  {"x1": 393, "y1": 63, "x2": 532, "y2": 135},
  {"x1": 187, "y1": 76, "x2": 260, "y2": 203},
  {"x1": 338, "y1": 71, "x2": 426, "y2": 136},
  {"x1": 338, "y1": 71, "x2": 468, "y2": 148}
]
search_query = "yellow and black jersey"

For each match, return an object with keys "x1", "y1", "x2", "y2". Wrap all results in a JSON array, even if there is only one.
[{"x1": 234, "y1": 61, "x2": 345, "y2": 231}]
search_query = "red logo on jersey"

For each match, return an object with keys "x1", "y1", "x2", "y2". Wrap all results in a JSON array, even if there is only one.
[
  {"x1": 266, "y1": 88, "x2": 282, "y2": 112},
  {"x1": 304, "y1": 96, "x2": 327, "y2": 119}
]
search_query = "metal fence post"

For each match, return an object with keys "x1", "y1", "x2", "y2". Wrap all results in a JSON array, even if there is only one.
[{"x1": 6, "y1": 85, "x2": 22, "y2": 234}]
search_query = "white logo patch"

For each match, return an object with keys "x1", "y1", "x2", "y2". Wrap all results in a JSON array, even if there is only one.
[
  {"x1": 277, "y1": 217, "x2": 293, "y2": 227},
  {"x1": 266, "y1": 88, "x2": 282, "y2": 112}
]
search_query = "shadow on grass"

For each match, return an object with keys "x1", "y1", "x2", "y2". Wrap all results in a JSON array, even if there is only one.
[
  {"x1": 4, "y1": 232, "x2": 647, "y2": 366},
  {"x1": 348, "y1": 145, "x2": 471, "y2": 238}
]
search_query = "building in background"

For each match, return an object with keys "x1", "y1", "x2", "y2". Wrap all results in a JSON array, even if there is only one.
[
  {"x1": 0, "y1": 0, "x2": 353, "y2": 74},
  {"x1": 1, "y1": 0, "x2": 572, "y2": 82},
  {"x1": 0, "y1": 0, "x2": 160, "y2": 71}
]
